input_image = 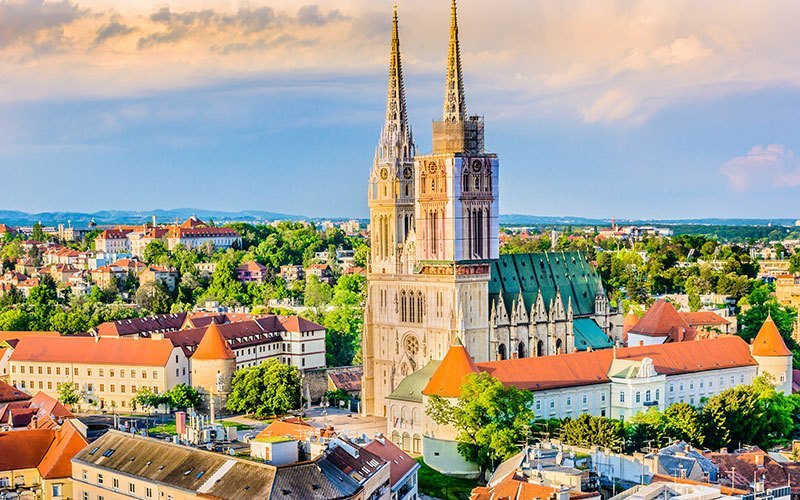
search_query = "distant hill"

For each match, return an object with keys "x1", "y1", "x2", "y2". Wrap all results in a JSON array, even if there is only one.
[
  {"x1": 0, "y1": 209, "x2": 795, "y2": 228},
  {"x1": 0, "y1": 209, "x2": 308, "y2": 227}
]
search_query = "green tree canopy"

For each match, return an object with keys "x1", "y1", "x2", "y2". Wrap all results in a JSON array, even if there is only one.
[{"x1": 226, "y1": 359, "x2": 301, "y2": 418}]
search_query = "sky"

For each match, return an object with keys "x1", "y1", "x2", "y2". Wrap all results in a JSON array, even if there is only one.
[{"x1": 2, "y1": 0, "x2": 800, "y2": 219}]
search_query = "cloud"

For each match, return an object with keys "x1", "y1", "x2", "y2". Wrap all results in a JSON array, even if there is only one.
[
  {"x1": 0, "y1": 0, "x2": 85, "y2": 48},
  {"x1": 720, "y1": 144, "x2": 800, "y2": 191},
  {"x1": 93, "y1": 18, "x2": 135, "y2": 46},
  {"x1": 296, "y1": 4, "x2": 348, "y2": 27}
]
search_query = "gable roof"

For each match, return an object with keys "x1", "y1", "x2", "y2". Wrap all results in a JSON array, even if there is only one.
[
  {"x1": 0, "y1": 428, "x2": 55, "y2": 471},
  {"x1": 9, "y1": 336, "x2": 176, "y2": 366},
  {"x1": 0, "y1": 380, "x2": 31, "y2": 404},
  {"x1": 751, "y1": 315, "x2": 792, "y2": 357},
  {"x1": 573, "y1": 318, "x2": 613, "y2": 351},
  {"x1": 38, "y1": 419, "x2": 89, "y2": 479},
  {"x1": 362, "y1": 436, "x2": 419, "y2": 490},
  {"x1": 629, "y1": 299, "x2": 694, "y2": 342},
  {"x1": 256, "y1": 419, "x2": 319, "y2": 442},
  {"x1": 489, "y1": 252, "x2": 603, "y2": 318},
  {"x1": 422, "y1": 341, "x2": 479, "y2": 398},
  {"x1": 679, "y1": 311, "x2": 730, "y2": 327},
  {"x1": 477, "y1": 336, "x2": 756, "y2": 392},
  {"x1": 387, "y1": 360, "x2": 440, "y2": 403},
  {"x1": 192, "y1": 322, "x2": 236, "y2": 360}
]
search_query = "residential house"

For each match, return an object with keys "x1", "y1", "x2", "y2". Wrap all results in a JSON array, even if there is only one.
[
  {"x1": 363, "y1": 434, "x2": 420, "y2": 500},
  {"x1": 236, "y1": 261, "x2": 268, "y2": 284},
  {"x1": 94, "y1": 229, "x2": 132, "y2": 253},
  {"x1": 165, "y1": 218, "x2": 241, "y2": 251},
  {"x1": 140, "y1": 265, "x2": 179, "y2": 292},
  {"x1": 305, "y1": 264, "x2": 334, "y2": 284},
  {"x1": 0, "y1": 419, "x2": 89, "y2": 500},
  {"x1": 279, "y1": 264, "x2": 304, "y2": 282},
  {"x1": 706, "y1": 447, "x2": 800, "y2": 497},
  {"x1": 90, "y1": 265, "x2": 127, "y2": 289}
]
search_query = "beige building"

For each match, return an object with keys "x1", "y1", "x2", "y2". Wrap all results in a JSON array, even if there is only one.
[
  {"x1": 776, "y1": 274, "x2": 800, "y2": 309},
  {"x1": 8, "y1": 336, "x2": 188, "y2": 410}
]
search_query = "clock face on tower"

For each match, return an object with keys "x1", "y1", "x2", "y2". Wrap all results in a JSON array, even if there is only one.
[
  {"x1": 472, "y1": 160, "x2": 482, "y2": 172},
  {"x1": 380, "y1": 167, "x2": 389, "y2": 180},
  {"x1": 403, "y1": 167, "x2": 413, "y2": 179},
  {"x1": 427, "y1": 162, "x2": 437, "y2": 175}
]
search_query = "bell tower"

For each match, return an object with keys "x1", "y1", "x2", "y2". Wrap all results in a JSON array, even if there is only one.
[{"x1": 368, "y1": 3, "x2": 416, "y2": 276}]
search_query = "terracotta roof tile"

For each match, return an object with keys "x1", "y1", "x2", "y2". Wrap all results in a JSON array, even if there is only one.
[
  {"x1": 478, "y1": 336, "x2": 755, "y2": 391},
  {"x1": 256, "y1": 419, "x2": 318, "y2": 441},
  {"x1": 751, "y1": 315, "x2": 792, "y2": 357},
  {"x1": 629, "y1": 299, "x2": 695, "y2": 342},
  {"x1": 422, "y1": 341, "x2": 480, "y2": 398},
  {"x1": 192, "y1": 322, "x2": 236, "y2": 360},
  {"x1": 9, "y1": 336, "x2": 176, "y2": 366},
  {"x1": 38, "y1": 419, "x2": 88, "y2": 479},
  {"x1": 0, "y1": 428, "x2": 54, "y2": 471},
  {"x1": 362, "y1": 436, "x2": 418, "y2": 488},
  {"x1": 680, "y1": 311, "x2": 730, "y2": 327}
]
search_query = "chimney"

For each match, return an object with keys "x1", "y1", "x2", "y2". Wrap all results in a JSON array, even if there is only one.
[{"x1": 639, "y1": 340, "x2": 644, "y2": 347}]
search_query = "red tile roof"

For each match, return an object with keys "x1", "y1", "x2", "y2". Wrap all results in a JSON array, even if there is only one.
[
  {"x1": 629, "y1": 299, "x2": 695, "y2": 342},
  {"x1": 9, "y1": 336, "x2": 176, "y2": 366},
  {"x1": 192, "y1": 323, "x2": 236, "y2": 360},
  {"x1": 38, "y1": 419, "x2": 88, "y2": 479},
  {"x1": 0, "y1": 428, "x2": 55, "y2": 471},
  {"x1": 237, "y1": 261, "x2": 267, "y2": 272},
  {"x1": 363, "y1": 436, "x2": 418, "y2": 488},
  {"x1": 97, "y1": 229, "x2": 130, "y2": 240},
  {"x1": 256, "y1": 418, "x2": 319, "y2": 441},
  {"x1": 471, "y1": 471, "x2": 598, "y2": 500},
  {"x1": 0, "y1": 330, "x2": 61, "y2": 344},
  {"x1": 706, "y1": 448, "x2": 800, "y2": 495},
  {"x1": 96, "y1": 313, "x2": 188, "y2": 337},
  {"x1": 478, "y1": 336, "x2": 756, "y2": 391},
  {"x1": 0, "y1": 380, "x2": 30, "y2": 404},
  {"x1": 423, "y1": 341, "x2": 479, "y2": 398},
  {"x1": 751, "y1": 315, "x2": 792, "y2": 357},
  {"x1": 680, "y1": 311, "x2": 730, "y2": 327}
]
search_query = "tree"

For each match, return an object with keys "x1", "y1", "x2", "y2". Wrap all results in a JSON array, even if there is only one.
[
  {"x1": 31, "y1": 222, "x2": 45, "y2": 242},
  {"x1": 134, "y1": 387, "x2": 166, "y2": 413},
  {"x1": 562, "y1": 414, "x2": 624, "y2": 449},
  {"x1": 702, "y1": 385, "x2": 766, "y2": 450},
  {"x1": 322, "y1": 306, "x2": 363, "y2": 367},
  {"x1": 426, "y1": 372, "x2": 535, "y2": 480},
  {"x1": 663, "y1": 403, "x2": 705, "y2": 446},
  {"x1": 143, "y1": 240, "x2": 169, "y2": 265},
  {"x1": 58, "y1": 382, "x2": 82, "y2": 406},
  {"x1": 737, "y1": 283, "x2": 798, "y2": 366},
  {"x1": 790, "y1": 253, "x2": 800, "y2": 274},
  {"x1": 226, "y1": 360, "x2": 301, "y2": 418},
  {"x1": 304, "y1": 275, "x2": 333, "y2": 309},
  {"x1": 135, "y1": 281, "x2": 173, "y2": 314},
  {"x1": 166, "y1": 384, "x2": 201, "y2": 410}
]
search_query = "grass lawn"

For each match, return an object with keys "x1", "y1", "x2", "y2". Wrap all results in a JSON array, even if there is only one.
[
  {"x1": 148, "y1": 421, "x2": 177, "y2": 435},
  {"x1": 220, "y1": 421, "x2": 255, "y2": 431},
  {"x1": 415, "y1": 457, "x2": 478, "y2": 500}
]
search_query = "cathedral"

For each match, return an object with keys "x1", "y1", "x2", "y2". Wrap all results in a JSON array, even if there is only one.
[{"x1": 362, "y1": 0, "x2": 621, "y2": 419}]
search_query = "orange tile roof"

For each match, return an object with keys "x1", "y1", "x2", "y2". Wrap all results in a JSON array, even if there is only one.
[
  {"x1": 422, "y1": 341, "x2": 480, "y2": 398},
  {"x1": 9, "y1": 336, "x2": 176, "y2": 366},
  {"x1": 629, "y1": 299, "x2": 695, "y2": 342},
  {"x1": 0, "y1": 380, "x2": 30, "y2": 403},
  {"x1": 478, "y1": 336, "x2": 756, "y2": 391},
  {"x1": 680, "y1": 311, "x2": 730, "y2": 327},
  {"x1": 256, "y1": 419, "x2": 318, "y2": 441},
  {"x1": 38, "y1": 419, "x2": 88, "y2": 479},
  {"x1": 0, "y1": 331, "x2": 61, "y2": 345},
  {"x1": 363, "y1": 436, "x2": 417, "y2": 488},
  {"x1": 471, "y1": 471, "x2": 598, "y2": 500},
  {"x1": 0, "y1": 428, "x2": 55, "y2": 471},
  {"x1": 192, "y1": 322, "x2": 235, "y2": 360},
  {"x1": 751, "y1": 315, "x2": 792, "y2": 357}
]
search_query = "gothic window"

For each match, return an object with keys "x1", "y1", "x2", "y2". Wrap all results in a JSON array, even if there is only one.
[
  {"x1": 400, "y1": 290, "x2": 407, "y2": 322},
  {"x1": 498, "y1": 344, "x2": 506, "y2": 360},
  {"x1": 462, "y1": 174, "x2": 469, "y2": 192},
  {"x1": 474, "y1": 176, "x2": 480, "y2": 191},
  {"x1": 555, "y1": 338, "x2": 563, "y2": 354},
  {"x1": 485, "y1": 174, "x2": 491, "y2": 192},
  {"x1": 416, "y1": 292, "x2": 424, "y2": 323},
  {"x1": 408, "y1": 294, "x2": 416, "y2": 323},
  {"x1": 517, "y1": 342, "x2": 525, "y2": 359},
  {"x1": 537, "y1": 340, "x2": 544, "y2": 357}
]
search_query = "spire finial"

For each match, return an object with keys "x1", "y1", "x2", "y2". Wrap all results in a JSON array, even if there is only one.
[
  {"x1": 376, "y1": 1, "x2": 413, "y2": 165},
  {"x1": 443, "y1": 0, "x2": 466, "y2": 122}
]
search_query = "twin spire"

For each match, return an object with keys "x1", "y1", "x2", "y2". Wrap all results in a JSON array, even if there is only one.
[{"x1": 379, "y1": 0, "x2": 467, "y2": 163}]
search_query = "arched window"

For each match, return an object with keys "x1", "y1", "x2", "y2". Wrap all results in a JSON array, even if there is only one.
[
  {"x1": 413, "y1": 434, "x2": 422, "y2": 454},
  {"x1": 517, "y1": 342, "x2": 526, "y2": 359},
  {"x1": 655, "y1": 389, "x2": 660, "y2": 401},
  {"x1": 412, "y1": 408, "x2": 421, "y2": 426},
  {"x1": 498, "y1": 344, "x2": 506, "y2": 360},
  {"x1": 555, "y1": 338, "x2": 563, "y2": 354},
  {"x1": 400, "y1": 291, "x2": 407, "y2": 322},
  {"x1": 474, "y1": 176, "x2": 480, "y2": 191},
  {"x1": 402, "y1": 432, "x2": 411, "y2": 452},
  {"x1": 635, "y1": 391, "x2": 641, "y2": 403},
  {"x1": 391, "y1": 431, "x2": 401, "y2": 445},
  {"x1": 537, "y1": 340, "x2": 544, "y2": 357},
  {"x1": 645, "y1": 390, "x2": 651, "y2": 402}
]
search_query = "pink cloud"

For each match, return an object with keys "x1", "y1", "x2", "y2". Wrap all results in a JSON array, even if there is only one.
[{"x1": 720, "y1": 144, "x2": 800, "y2": 191}]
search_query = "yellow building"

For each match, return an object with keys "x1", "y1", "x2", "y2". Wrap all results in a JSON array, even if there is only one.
[
  {"x1": 776, "y1": 274, "x2": 800, "y2": 309},
  {"x1": 8, "y1": 336, "x2": 188, "y2": 410},
  {"x1": 0, "y1": 419, "x2": 88, "y2": 499}
]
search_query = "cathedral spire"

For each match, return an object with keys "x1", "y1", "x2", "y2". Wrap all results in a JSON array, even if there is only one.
[
  {"x1": 377, "y1": 2, "x2": 413, "y2": 164},
  {"x1": 443, "y1": 0, "x2": 466, "y2": 123}
]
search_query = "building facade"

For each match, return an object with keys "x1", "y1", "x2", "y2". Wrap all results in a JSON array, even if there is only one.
[{"x1": 362, "y1": 0, "x2": 619, "y2": 418}]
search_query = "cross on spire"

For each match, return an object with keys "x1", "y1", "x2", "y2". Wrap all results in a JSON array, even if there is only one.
[{"x1": 443, "y1": 0, "x2": 466, "y2": 123}]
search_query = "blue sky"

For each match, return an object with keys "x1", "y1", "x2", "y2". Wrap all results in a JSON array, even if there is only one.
[{"x1": 1, "y1": 0, "x2": 800, "y2": 219}]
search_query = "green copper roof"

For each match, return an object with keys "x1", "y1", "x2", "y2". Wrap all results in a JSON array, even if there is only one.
[
  {"x1": 386, "y1": 360, "x2": 441, "y2": 403},
  {"x1": 489, "y1": 252, "x2": 603, "y2": 317},
  {"x1": 573, "y1": 318, "x2": 614, "y2": 351}
]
